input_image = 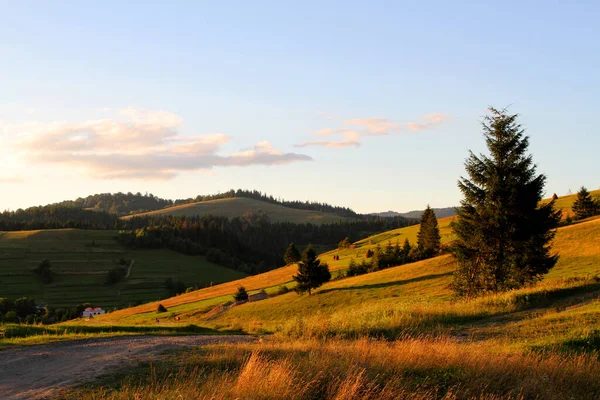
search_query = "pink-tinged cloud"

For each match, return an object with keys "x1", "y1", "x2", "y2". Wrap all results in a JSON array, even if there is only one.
[
  {"x1": 314, "y1": 128, "x2": 335, "y2": 136},
  {"x1": 295, "y1": 112, "x2": 450, "y2": 149},
  {"x1": 295, "y1": 139, "x2": 360, "y2": 149},
  {"x1": 12, "y1": 109, "x2": 312, "y2": 180},
  {"x1": 407, "y1": 113, "x2": 451, "y2": 131},
  {"x1": 344, "y1": 118, "x2": 402, "y2": 135}
]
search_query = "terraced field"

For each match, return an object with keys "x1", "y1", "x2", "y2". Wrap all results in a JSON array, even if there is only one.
[{"x1": 0, "y1": 230, "x2": 246, "y2": 308}]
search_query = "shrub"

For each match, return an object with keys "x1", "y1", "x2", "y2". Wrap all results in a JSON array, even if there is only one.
[
  {"x1": 106, "y1": 267, "x2": 125, "y2": 285},
  {"x1": 234, "y1": 286, "x2": 249, "y2": 302},
  {"x1": 4, "y1": 311, "x2": 18, "y2": 323},
  {"x1": 156, "y1": 304, "x2": 167, "y2": 313},
  {"x1": 270, "y1": 285, "x2": 291, "y2": 297}
]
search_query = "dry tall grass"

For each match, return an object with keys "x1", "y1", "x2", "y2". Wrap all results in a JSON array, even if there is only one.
[{"x1": 82, "y1": 337, "x2": 600, "y2": 400}]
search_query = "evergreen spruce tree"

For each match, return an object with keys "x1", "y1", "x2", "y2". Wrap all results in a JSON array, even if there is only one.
[
  {"x1": 233, "y1": 286, "x2": 249, "y2": 302},
  {"x1": 284, "y1": 242, "x2": 301, "y2": 265},
  {"x1": 293, "y1": 246, "x2": 331, "y2": 295},
  {"x1": 451, "y1": 108, "x2": 561, "y2": 297},
  {"x1": 402, "y1": 238, "x2": 411, "y2": 262},
  {"x1": 416, "y1": 206, "x2": 441, "y2": 258},
  {"x1": 572, "y1": 187, "x2": 599, "y2": 220}
]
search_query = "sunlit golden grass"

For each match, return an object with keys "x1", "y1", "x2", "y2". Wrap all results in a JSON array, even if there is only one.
[
  {"x1": 540, "y1": 189, "x2": 600, "y2": 219},
  {"x1": 74, "y1": 337, "x2": 600, "y2": 400},
  {"x1": 90, "y1": 216, "x2": 600, "y2": 333}
]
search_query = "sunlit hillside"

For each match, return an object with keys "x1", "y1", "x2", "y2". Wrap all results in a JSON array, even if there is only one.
[
  {"x1": 542, "y1": 188, "x2": 600, "y2": 219},
  {"x1": 89, "y1": 211, "x2": 600, "y2": 333},
  {"x1": 122, "y1": 197, "x2": 359, "y2": 224}
]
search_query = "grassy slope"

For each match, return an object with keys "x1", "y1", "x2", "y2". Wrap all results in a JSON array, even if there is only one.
[
  {"x1": 122, "y1": 197, "x2": 358, "y2": 224},
  {"x1": 91, "y1": 213, "x2": 600, "y2": 344},
  {"x1": 68, "y1": 216, "x2": 600, "y2": 400},
  {"x1": 542, "y1": 188, "x2": 600, "y2": 219},
  {"x1": 0, "y1": 229, "x2": 246, "y2": 308}
]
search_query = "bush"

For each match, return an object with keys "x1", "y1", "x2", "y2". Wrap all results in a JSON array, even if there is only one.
[
  {"x1": 338, "y1": 237, "x2": 352, "y2": 249},
  {"x1": 106, "y1": 267, "x2": 125, "y2": 285},
  {"x1": 4, "y1": 311, "x2": 18, "y2": 323},
  {"x1": 156, "y1": 304, "x2": 167, "y2": 313},
  {"x1": 233, "y1": 286, "x2": 249, "y2": 302},
  {"x1": 34, "y1": 259, "x2": 53, "y2": 284},
  {"x1": 270, "y1": 285, "x2": 291, "y2": 297}
]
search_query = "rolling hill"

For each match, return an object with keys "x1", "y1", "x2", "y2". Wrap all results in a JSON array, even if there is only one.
[
  {"x1": 87, "y1": 207, "x2": 600, "y2": 332},
  {"x1": 0, "y1": 229, "x2": 246, "y2": 308},
  {"x1": 543, "y1": 188, "x2": 600, "y2": 219},
  {"x1": 373, "y1": 206, "x2": 457, "y2": 219},
  {"x1": 122, "y1": 197, "x2": 360, "y2": 224}
]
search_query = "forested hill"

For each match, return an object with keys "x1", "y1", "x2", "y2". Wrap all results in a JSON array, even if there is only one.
[
  {"x1": 47, "y1": 189, "x2": 358, "y2": 219},
  {"x1": 372, "y1": 207, "x2": 457, "y2": 219}
]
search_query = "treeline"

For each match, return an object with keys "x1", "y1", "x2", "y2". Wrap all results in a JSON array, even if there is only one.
[
  {"x1": 117, "y1": 213, "x2": 414, "y2": 275},
  {"x1": 172, "y1": 189, "x2": 359, "y2": 218},
  {"x1": 56, "y1": 192, "x2": 173, "y2": 216},
  {"x1": 31, "y1": 189, "x2": 359, "y2": 218},
  {"x1": 0, "y1": 297, "x2": 89, "y2": 324},
  {"x1": 0, "y1": 206, "x2": 119, "y2": 231}
]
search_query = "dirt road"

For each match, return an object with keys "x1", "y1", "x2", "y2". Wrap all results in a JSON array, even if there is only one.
[{"x1": 0, "y1": 335, "x2": 254, "y2": 399}]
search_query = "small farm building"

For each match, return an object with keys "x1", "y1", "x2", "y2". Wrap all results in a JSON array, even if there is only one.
[{"x1": 82, "y1": 307, "x2": 105, "y2": 317}]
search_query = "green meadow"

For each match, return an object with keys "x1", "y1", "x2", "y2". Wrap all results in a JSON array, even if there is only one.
[{"x1": 0, "y1": 229, "x2": 246, "y2": 308}]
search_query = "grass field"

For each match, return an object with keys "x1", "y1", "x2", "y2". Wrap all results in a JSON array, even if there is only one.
[
  {"x1": 542, "y1": 188, "x2": 600, "y2": 219},
  {"x1": 121, "y1": 197, "x2": 358, "y2": 224},
  {"x1": 0, "y1": 229, "x2": 246, "y2": 308},
  {"x1": 7, "y1": 195, "x2": 600, "y2": 399},
  {"x1": 59, "y1": 215, "x2": 600, "y2": 399}
]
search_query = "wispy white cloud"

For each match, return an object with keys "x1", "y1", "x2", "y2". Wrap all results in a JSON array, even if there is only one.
[
  {"x1": 10, "y1": 108, "x2": 312, "y2": 180},
  {"x1": 295, "y1": 130, "x2": 360, "y2": 149},
  {"x1": 296, "y1": 113, "x2": 450, "y2": 149},
  {"x1": 407, "y1": 113, "x2": 451, "y2": 131},
  {"x1": 344, "y1": 118, "x2": 402, "y2": 135}
]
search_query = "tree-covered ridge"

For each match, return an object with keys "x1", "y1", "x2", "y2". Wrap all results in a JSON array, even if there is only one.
[
  {"x1": 172, "y1": 189, "x2": 359, "y2": 218},
  {"x1": 118, "y1": 213, "x2": 414, "y2": 275},
  {"x1": 26, "y1": 189, "x2": 359, "y2": 218},
  {"x1": 0, "y1": 205, "x2": 119, "y2": 231},
  {"x1": 55, "y1": 192, "x2": 173, "y2": 216}
]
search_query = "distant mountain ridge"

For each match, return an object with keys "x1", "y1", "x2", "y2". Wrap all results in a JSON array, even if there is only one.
[{"x1": 372, "y1": 207, "x2": 457, "y2": 220}]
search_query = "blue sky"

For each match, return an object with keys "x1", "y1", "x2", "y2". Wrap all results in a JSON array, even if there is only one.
[{"x1": 1, "y1": 1, "x2": 598, "y2": 213}]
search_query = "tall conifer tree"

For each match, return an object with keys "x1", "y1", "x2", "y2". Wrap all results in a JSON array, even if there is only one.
[
  {"x1": 451, "y1": 107, "x2": 561, "y2": 297},
  {"x1": 417, "y1": 206, "x2": 441, "y2": 257}
]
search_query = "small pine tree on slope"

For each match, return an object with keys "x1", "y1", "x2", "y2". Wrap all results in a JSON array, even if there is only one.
[
  {"x1": 284, "y1": 242, "x2": 301, "y2": 265},
  {"x1": 572, "y1": 186, "x2": 599, "y2": 220},
  {"x1": 451, "y1": 107, "x2": 561, "y2": 297},
  {"x1": 293, "y1": 246, "x2": 331, "y2": 295},
  {"x1": 417, "y1": 206, "x2": 441, "y2": 258}
]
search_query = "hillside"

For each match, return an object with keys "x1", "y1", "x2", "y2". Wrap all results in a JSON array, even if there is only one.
[
  {"x1": 373, "y1": 206, "x2": 457, "y2": 219},
  {"x1": 90, "y1": 208, "x2": 600, "y2": 329},
  {"x1": 543, "y1": 188, "x2": 600, "y2": 219},
  {"x1": 122, "y1": 197, "x2": 359, "y2": 224},
  {"x1": 0, "y1": 230, "x2": 246, "y2": 308}
]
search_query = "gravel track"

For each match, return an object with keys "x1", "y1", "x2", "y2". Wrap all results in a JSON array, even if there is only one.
[{"x1": 0, "y1": 335, "x2": 254, "y2": 399}]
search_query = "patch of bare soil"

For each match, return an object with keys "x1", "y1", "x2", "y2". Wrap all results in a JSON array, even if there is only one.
[{"x1": 0, "y1": 335, "x2": 254, "y2": 399}]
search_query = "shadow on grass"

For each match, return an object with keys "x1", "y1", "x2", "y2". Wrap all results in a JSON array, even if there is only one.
[
  {"x1": 317, "y1": 272, "x2": 453, "y2": 295},
  {"x1": 0, "y1": 323, "x2": 245, "y2": 339}
]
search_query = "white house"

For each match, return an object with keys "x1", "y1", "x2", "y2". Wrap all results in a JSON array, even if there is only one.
[{"x1": 82, "y1": 307, "x2": 105, "y2": 318}]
